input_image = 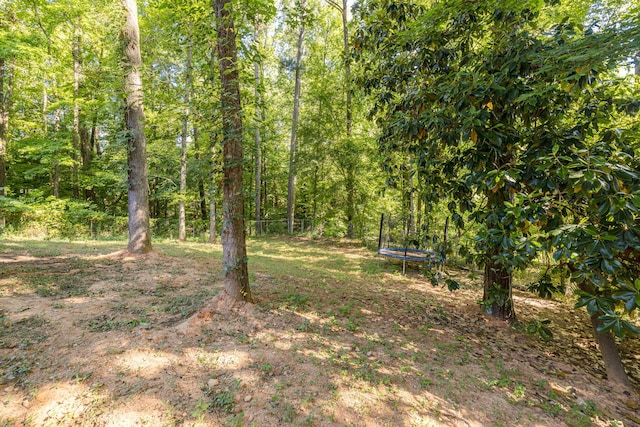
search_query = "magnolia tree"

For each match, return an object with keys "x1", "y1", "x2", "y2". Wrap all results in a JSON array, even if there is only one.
[{"x1": 353, "y1": 0, "x2": 640, "y2": 387}]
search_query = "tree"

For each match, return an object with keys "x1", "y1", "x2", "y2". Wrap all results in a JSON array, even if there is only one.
[
  {"x1": 121, "y1": 0, "x2": 152, "y2": 254},
  {"x1": 354, "y1": 0, "x2": 640, "y2": 387},
  {"x1": 71, "y1": 29, "x2": 82, "y2": 199},
  {"x1": 287, "y1": 0, "x2": 306, "y2": 235},
  {"x1": 0, "y1": 57, "x2": 10, "y2": 228},
  {"x1": 326, "y1": 0, "x2": 357, "y2": 237},
  {"x1": 214, "y1": 0, "x2": 252, "y2": 302},
  {"x1": 178, "y1": 43, "x2": 192, "y2": 242},
  {"x1": 253, "y1": 23, "x2": 263, "y2": 235}
]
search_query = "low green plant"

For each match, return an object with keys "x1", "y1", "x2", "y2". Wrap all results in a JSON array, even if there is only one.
[
  {"x1": 192, "y1": 398, "x2": 210, "y2": 420},
  {"x1": 259, "y1": 362, "x2": 273, "y2": 375},
  {"x1": 528, "y1": 319, "x2": 553, "y2": 341},
  {"x1": 282, "y1": 292, "x2": 310, "y2": 310},
  {"x1": 345, "y1": 318, "x2": 359, "y2": 332},
  {"x1": 210, "y1": 391, "x2": 234, "y2": 413},
  {"x1": 0, "y1": 355, "x2": 34, "y2": 386},
  {"x1": 295, "y1": 319, "x2": 312, "y2": 332},
  {"x1": 337, "y1": 301, "x2": 356, "y2": 317}
]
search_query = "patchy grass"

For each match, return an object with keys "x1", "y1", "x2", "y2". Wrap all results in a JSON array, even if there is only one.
[{"x1": 0, "y1": 237, "x2": 638, "y2": 427}]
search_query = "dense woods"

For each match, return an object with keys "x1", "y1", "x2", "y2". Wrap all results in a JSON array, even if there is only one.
[{"x1": 1, "y1": 0, "x2": 639, "y2": 388}]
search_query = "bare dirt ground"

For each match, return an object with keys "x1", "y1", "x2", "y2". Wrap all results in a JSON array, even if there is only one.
[{"x1": 0, "y1": 237, "x2": 639, "y2": 427}]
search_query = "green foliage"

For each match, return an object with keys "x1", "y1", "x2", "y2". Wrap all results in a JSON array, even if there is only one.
[
  {"x1": 2, "y1": 0, "x2": 384, "y2": 243},
  {"x1": 209, "y1": 391, "x2": 235, "y2": 414},
  {"x1": 4, "y1": 197, "x2": 114, "y2": 238},
  {"x1": 524, "y1": 319, "x2": 553, "y2": 341},
  {"x1": 528, "y1": 274, "x2": 564, "y2": 299},
  {"x1": 353, "y1": 0, "x2": 640, "y2": 333}
]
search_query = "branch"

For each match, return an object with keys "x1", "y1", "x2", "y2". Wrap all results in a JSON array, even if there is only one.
[
  {"x1": 30, "y1": 0, "x2": 52, "y2": 53},
  {"x1": 325, "y1": 0, "x2": 342, "y2": 12}
]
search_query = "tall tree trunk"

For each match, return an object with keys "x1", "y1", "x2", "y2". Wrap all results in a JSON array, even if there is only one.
[
  {"x1": 208, "y1": 42, "x2": 218, "y2": 244},
  {"x1": 121, "y1": 0, "x2": 152, "y2": 254},
  {"x1": 341, "y1": 0, "x2": 352, "y2": 137},
  {"x1": 262, "y1": 158, "x2": 267, "y2": 220},
  {"x1": 0, "y1": 58, "x2": 10, "y2": 229},
  {"x1": 328, "y1": 0, "x2": 356, "y2": 237},
  {"x1": 214, "y1": 0, "x2": 252, "y2": 302},
  {"x1": 253, "y1": 24, "x2": 263, "y2": 235},
  {"x1": 53, "y1": 109, "x2": 60, "y2": 199},
  {"x1": 342, "y1": 0, "x2": 356, "y2": 237},
  {"x1": 71, "y1": 31, "x2": 81, "y2": 199},
  {"x1": 178, "y1": 43, "x2": 192, "y2": 242},
  {"x1": 77, "y1": 40, "x2": 94, "y2": 201},
  {"x1": 635, "y1": 53, "x2": 639, "y2": 76},
  {"x1": 482, "y1": 187, "x2": 515, "y2": 321},
  {"x1": 287, "y1": 3, "x2": 305, "y2": 235}
]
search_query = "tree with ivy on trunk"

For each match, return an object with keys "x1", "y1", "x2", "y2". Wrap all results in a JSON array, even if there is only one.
[
  {"x1": 121, "y1": 0, "x2": 152, "y2": 254},
  {"x1": 214, "y1": 0, "x2": 252, "y2": 303}
]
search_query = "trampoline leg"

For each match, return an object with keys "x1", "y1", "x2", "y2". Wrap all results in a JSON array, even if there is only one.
[{"x1": 403, "y1": 259, "x2": 406, "y2": 275}]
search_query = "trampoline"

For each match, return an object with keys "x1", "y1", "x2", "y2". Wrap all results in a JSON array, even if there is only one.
[{"x1": 377, "y1": 214, "x2": 438, "y2": 274}]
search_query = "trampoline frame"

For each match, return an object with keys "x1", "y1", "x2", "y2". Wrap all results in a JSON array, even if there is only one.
[{"x1": 377, "y1": 214, "x2": 438, "y2": 274}]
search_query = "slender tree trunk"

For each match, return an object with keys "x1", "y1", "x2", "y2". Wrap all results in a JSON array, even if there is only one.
[
  {"x1": 262, "y1": 158, "x2": 267, "y2": 219},
  {"x1": 53, "y1": 109, "x2": 60, "y2": 199},
  {"x1": 77, "y1": 43, "x2": 94, "y2": 201},
  {"x1": 178, "y1": 43, "x2": 192, "y2": 242},
  {"x1": 575, "y1": 281, "x2": 632, "y2": 389},
  {"x1": 0, "y1": 58, "x2": 9, "y2": 228},
  {"x1": 287, "y1": 3, "x2": 305, "y2": 235},
  {"x1": 328, "y1": 0, "x2": 356, "y2": 237},
  {"x1": 312, "y1": 163, "x2": 318, "y2": 222},
  {"x1": 341, "y1": 0, "x2": 352, "y2": 136},
  {"x1": 198, "y1": 181, "x2": 207, "y2": 221},
  {"x1": 409, "y1": 173, "x2": 415, "y2": 236},
  {"x1": 214, "y1": 0, "x2": 252, "y2": 302},
  {"x1": 342, "y1": 0, "x2": 356, "y2": 238},
  {"x1": 71, "y1": 31, "x2": 81, "y2": 199},
  {"x1": 121, "y1": 0, "x2": 152, "y2": 254},
  {"x1": 635, "y1": 54, "x2": 639, "y2": 76},
  {"x1": 345, "y1": 169, "x2": 355, "y2": 236},
  {"x1": 208, "y1": 42, "x2": 218, "y2": 244},
  {"x1": 82, "y1": 114, "x2": 94, "y2": 201},
  {"x1": 209, "y1": 153, "x2": 217, "y2": 243},
  {"x1": 193, "y1": 126, "x2": 208, "y2": 221},
  {"x1": 416, "y1": 192, "x2": 422, "y2": 233},
  {"x1": 254, "y1": 25, "x2": 263, "y2": 235}
]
